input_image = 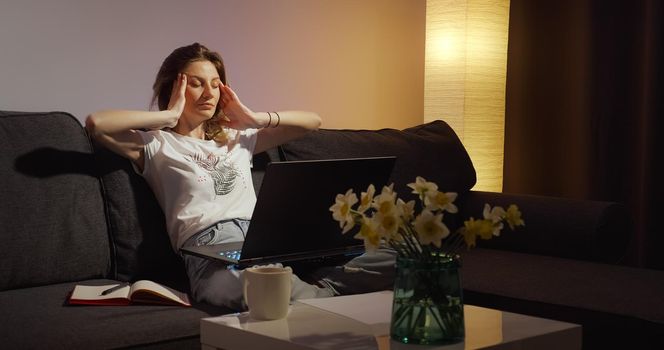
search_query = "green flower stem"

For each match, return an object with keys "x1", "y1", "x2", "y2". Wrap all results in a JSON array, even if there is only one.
[
  {"x1": 410, "y1": 303, "x2": 427, "y2": 337},
  {"x1": 404, "y1": 223, "x2": 421, "y2": 247},
  {"x1": 407, "y1": 304, "x2": 415, "y2": 333},
  {"x1": 391, "y1": 240, "x2": 412, "y2": 258},
  {"x1": 390, "y1": 231, "x2": 416, "y2": 257},
  {"x1": 393, "y1": 303, "x2": 413, "y2": 327},
  {"x1": 428, "y1": 304, "x2": 447, "y2": 333},
  {"x1": 402, "y1": 224, "x2": 426, "y2": 259},
  {"x1": 399, "y1": 230, "x2": 420, "y2": 256},
  {"x1": 392, "y1": 225, "x2": 423, "y2": 259},
  {"x1": 444, "y1": 232, "x2": 466, "y2": 256}
]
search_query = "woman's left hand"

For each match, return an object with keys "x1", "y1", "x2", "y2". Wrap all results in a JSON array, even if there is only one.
[{"x1": 218, "y1": 85, "x2": 263, "y2": 130}]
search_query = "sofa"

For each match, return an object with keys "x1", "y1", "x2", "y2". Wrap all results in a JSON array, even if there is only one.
[{"x1": 1, "y1": 110, "x2": 663, "y2": 349}]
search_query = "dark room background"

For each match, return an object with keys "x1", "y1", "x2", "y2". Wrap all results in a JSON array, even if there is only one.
[{"x1": 503, "y1": 0, "x2": 663, "y2": 269}]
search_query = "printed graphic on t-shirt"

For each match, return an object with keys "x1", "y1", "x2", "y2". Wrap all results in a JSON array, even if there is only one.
[{"x1": 187, "y1": 153, "x2": 240, "y2": 196}]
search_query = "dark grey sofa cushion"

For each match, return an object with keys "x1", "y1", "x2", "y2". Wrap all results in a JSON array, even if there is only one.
[
  {"x1": 279, "y1": 120, "x2": 477, "y2": 197},
  {"x1": 93, "y1": 146, "x2": 190, "y2": 290},
  {"x1": 0, "y1": 280, "x2": 224, "y2": 349},
  {"x1": 251, "y1": 147, "x2": 282, "y2": 195},
  {"x1": 458, "y1": 191, "x2": 632, "y2": 264},
  {"x1": 0, "y1": 111, "x2": 110, "y2": 291}
]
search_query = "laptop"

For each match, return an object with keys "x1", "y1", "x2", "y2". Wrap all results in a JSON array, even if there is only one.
[{"x1": 179, "y1": 156, "x2": 396, "y2": 267}]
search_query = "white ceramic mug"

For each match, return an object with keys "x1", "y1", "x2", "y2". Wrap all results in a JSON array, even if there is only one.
[{"x1": 243, "y1": 266, "x2": 293, "y2": 320}]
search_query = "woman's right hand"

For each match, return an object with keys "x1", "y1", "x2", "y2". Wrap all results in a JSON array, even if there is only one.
[{"x1": 166, "y1": 73, "x2": 187, "y2": 127}]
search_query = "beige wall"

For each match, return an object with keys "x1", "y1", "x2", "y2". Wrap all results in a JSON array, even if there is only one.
[{"x1": 0, "y1": 0, "x2": 425, "y2": 130}]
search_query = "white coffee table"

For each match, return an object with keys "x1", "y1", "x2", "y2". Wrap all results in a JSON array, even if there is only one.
[{"x1": 200, "y1": 291, "x2": 581, "y2": 350}]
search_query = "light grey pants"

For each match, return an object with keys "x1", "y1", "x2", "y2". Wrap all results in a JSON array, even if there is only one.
[{"x1": 181, "y1": 219, "x2": 396, "y2": 310}]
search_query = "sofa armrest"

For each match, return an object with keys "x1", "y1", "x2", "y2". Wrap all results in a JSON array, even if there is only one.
[{"x1": 456, "y1": 191, "x2": 632, "y2": 264}]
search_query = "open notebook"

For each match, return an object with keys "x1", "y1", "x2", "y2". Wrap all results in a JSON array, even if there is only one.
[{"x1": 180, "y1": 156, "x2": 396, "y2": 267}]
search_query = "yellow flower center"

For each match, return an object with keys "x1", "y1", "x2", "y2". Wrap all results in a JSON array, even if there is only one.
[
  {"x1": 428, "y1": 221, "x2": 440, "y2": 233},
  {"x1": 435, "y1": 192, "x2": 449, "y2": 206},
  {"x1": 382, "y1": 215, "x2": 397, "y2": 231},
  {"x1": 340, "y1": 203, "x2": 349, "y2": 215}
]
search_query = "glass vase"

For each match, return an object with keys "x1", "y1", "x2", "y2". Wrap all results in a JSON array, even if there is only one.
[{"x1": 390, "y1": 253, "x2": 465, "y2": 345}]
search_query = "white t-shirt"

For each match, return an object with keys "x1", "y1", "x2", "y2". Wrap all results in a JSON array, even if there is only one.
[{"x1": 136, "y1": 128, "x2": 258, "y2": 250}]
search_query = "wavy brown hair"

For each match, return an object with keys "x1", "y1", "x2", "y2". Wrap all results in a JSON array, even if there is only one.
[{"x1": 151, "y1": 42, "x2": 228, "y2": 142}]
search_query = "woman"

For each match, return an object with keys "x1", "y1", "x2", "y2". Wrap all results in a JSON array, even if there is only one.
[{"x1": 86, "y1": 43, "x2": 334, "y2": 309}]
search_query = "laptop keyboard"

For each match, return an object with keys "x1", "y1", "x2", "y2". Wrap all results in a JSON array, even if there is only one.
[{"x1": 218, "y1": 250, "x2": 241, "y2": 261}]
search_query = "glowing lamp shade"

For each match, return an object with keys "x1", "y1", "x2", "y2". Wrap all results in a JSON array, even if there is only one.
[{"x1": 424, "y1": 0, "x2": 510, "y2": 192}]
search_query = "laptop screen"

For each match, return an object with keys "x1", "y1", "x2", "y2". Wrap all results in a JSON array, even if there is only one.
[{"x1": 239, "y1": 156, "x2": 396, "y2": 262}]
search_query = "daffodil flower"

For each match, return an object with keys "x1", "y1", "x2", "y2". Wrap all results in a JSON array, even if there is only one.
[
  {"x1": 357, "y1": 184, "x2": 376, "y2": 213},
  {"x1": 505, "y1": 204, "x2": 525, "y2": 230},
  {"x1": 407, "y1": 176, "x2": 438, "y2": 198},
  {"x1": 412, "y1": 209, "x2": 449, "y2": 248},
  {"x1": 461, "y1": 218, "x2": 479, "y2": 248},
  {"x1": 482, "y1": 204, "x2": 507, "y2": 236},
  {"x1": 375, "y1": 211, "x2": 400, "y2": 239},
  {"x1": 477, "y1": 219, "x2": 496, "y2": 239},
  {"x1": 329, "y1": 189, "x2": 358, "y2": 233},
  {"x1": 372, "y1": 184, "x2": 397, "y2": 216},
  {"x1": 483, "y1": 204, "x2": 506, "y2": 223},
  {"x1": 354, "y1": 216, "x2": 381, "y2": 252},
  {"x1": 397, "y1": 198, "x2": 416, "y2": 222},
  {"x1": 425, "y1": 190, "x2": 458, "y2": 213},
  {"x1": 331, "y1": 177, "x2": 524, "y2": 259}
]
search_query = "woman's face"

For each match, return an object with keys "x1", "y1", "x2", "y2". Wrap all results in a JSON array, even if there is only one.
[{"x1": 181, "y1": 60, "x2": 222, "y2": 122}]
